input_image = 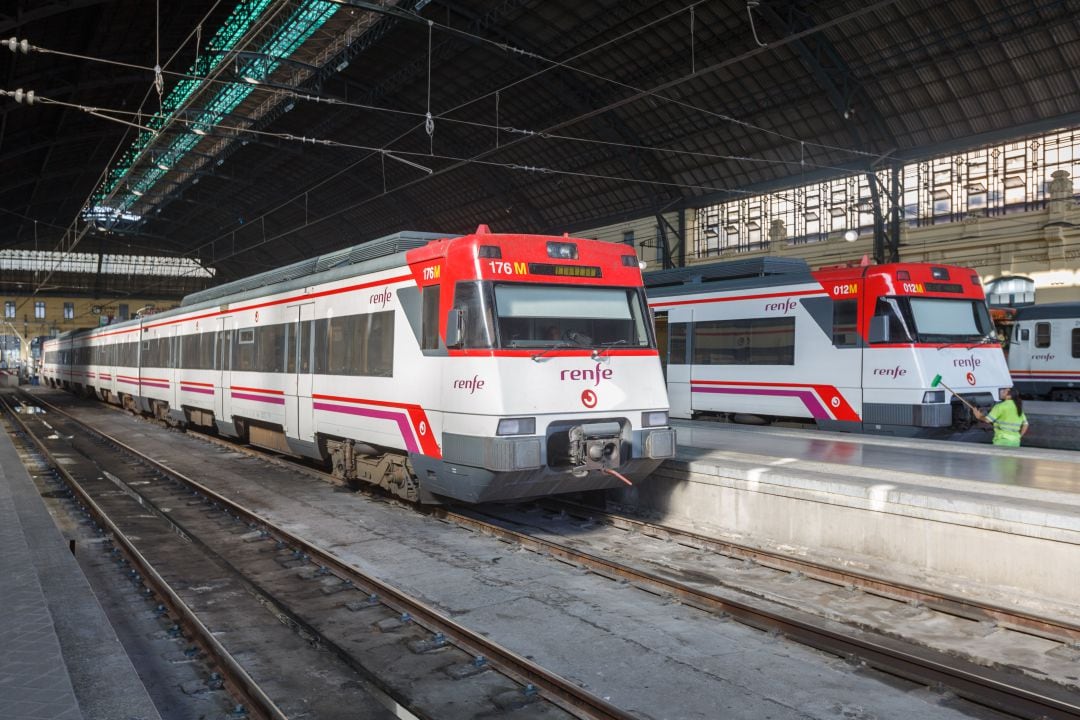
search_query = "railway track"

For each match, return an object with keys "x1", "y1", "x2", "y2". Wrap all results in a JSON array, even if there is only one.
[
  {"x1": 2, "y1": 391, "x2": 633, "y2": 720},
  {"x1": 16, "y1": 387, "x2": 1080, "y2": 719}
]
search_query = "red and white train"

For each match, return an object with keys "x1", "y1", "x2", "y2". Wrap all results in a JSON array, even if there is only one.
[
  {"x1": 646, "y1": 257, "x2": 1012, "y2": 435},
  {"x1": 42, "y1": 226, "x2": 675, "y2": 502},
  {"x1": 1007, "y1": 302, "x2": 1080, "y2": 401}
]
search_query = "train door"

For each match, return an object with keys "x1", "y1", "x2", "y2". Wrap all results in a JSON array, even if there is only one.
[
  {"x1": 1011, "y1": 322, "x2": 1032, "y2": 376},
  {"x1": 665, "y1": 309, "x2": 692, "y2": 418},
  {"x1": 652, "y1": 310, "x2": 669, "y2": 377},
  {"x1": 215, "y1": 317, "x2": 231, "y2": 430},
  {"x1": 286, "y1": 303, "x2": 315, "y2": 441},
  {"x1": 170, "y1": 324, "x2": 180, "y2": 412}
]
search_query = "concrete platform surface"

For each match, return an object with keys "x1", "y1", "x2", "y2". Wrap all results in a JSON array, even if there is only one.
[
  {"x1": 0, "y1": 420, "x2": 161, "y2": 720},
  {"x1": 677, "y1": 419, "x2": 1080, "y2": 495},
  {"x1": 610, "y1": 420, "x2": 1080, "y2": 618}
]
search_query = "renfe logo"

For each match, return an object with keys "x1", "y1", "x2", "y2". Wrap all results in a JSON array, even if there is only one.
[
  {"x1": 370, "y1": 288, "x2": 393, "y2": 308},
  {"x1": 561, "y1": 362, "x2": 614, "y2": 386},
  {"x1": 453, "y1": 375, "x2": 485, "y2": 393},
  {"x1": 764, "y1": 299, "x2": 797, "y2": 314},
  {"x1": 1032, "y1": 353, "x2": 1055, "y2": 362},
  {"x1": 872, "y1": 366, "x2": 907, "y2": 378},
  {"x1": 953, "y1": 356, "x2": 982, "y2": 369}
]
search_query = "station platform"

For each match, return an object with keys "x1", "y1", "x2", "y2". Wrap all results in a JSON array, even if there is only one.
[
  {"x1": 1012, "y1": 399, "x2": 1080, "y2": 451},
  {"x1": 0, "y1": 418, "x2": 161, "y2": 720},
  {"x1": 612, "y1": 420, "x2": 1080, "y2": 621}
]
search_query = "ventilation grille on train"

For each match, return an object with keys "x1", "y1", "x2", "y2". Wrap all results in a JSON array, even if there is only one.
[
  {"x1": 644, "y1": 257, "x2": 810, "y2": 289},
  {"x1": 181, "y1": 231, "x2": 449, "y2": 307}
]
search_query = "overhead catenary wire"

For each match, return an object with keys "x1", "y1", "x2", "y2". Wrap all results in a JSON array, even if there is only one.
[
  {"x1": 4, "y1": 0, "x2": 235, "y2": 311},
  {"x1": 197, "y1": 0, "x2": 905, "y2": 258},
  {"x1": 3, "y1": 0, "x2": 1045, "y2": 299},
  {"x1": 3, "y1": 0, "x2": 902, "y2": 266}
]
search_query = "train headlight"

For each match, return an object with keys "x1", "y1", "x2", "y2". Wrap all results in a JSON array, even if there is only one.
[
  {"x1": 546, "y1": 241, "x2": 578, "y2": 259},
  {"x1": 922, "y1": 391, "x2": 945, "y2": 403},
  {"x1": 641, "y1": 410, "x2": 668, "y2": 427},
  {"x1": 497, "y1": 417, "x2": 536, "y2": 436}
]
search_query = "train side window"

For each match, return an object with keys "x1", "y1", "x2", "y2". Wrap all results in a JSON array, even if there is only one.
[
  {"x1": 692, "y1": 317, "x2": 794, "y2": 365},
  {"x1": 219, "y1": 330, "x2": 232, "y2": 371},
  {"x1": 871, "y1": 298, "x2": 913, "y2": 343},
  {"x1": 234, "y1": 328, "x2": 256, "y2": 371},
  {"x1": 1034, "y1": 322, "x2": 1051, "y2": 348},
  {"x1": 1072, "y1": 328, "x2": 1080, "y2": 358},
  {"x1": 421, "y1": 286, "x2": 441, "y2": 350},
  {"x1": 364, "y1": 311, "x2": 395, "y2": 376},
  {"x1": 1019, "y1": 328, "x2": 1029, "y2": 342},
  {"x1": 258, "y1": 324, "x2": 286, "y2": 373},
  {"x1": 299, "y1": 321, "x2": 311, "y2": 373},
  {"x1": 668, "y1": 322, "x2": 688, "y2": 365},
  {"x1": 832, "y1": 300, "x2": 858, "y2": 347},
  {"x1": 285, "y1": 323, "x2": 296, "y2": 374},
  {"x1": 452, "y1": 281, "x2": 494, "y2": 349},
  {"x1": 313, "y1": 318, "x2": 329, "y2": 374},
  {"x1": 323, "y1": 316, "x2": 351, "y2": 374}
]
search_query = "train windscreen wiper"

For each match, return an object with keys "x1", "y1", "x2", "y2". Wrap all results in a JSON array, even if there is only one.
[
  {"x1": 591, "y1": 339, "x2": 627, "y2": 359},
  {"x1": 529, "y1": 342, "x2": 574, "y2": 362}
]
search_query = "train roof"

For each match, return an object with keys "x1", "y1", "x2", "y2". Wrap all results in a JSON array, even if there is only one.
[
  {"x1": 1014, "y1": 302, "x2": 1080, "y2": 321},
  {"x1": 43, "y1": 231, "x2": 454, "y2": 344},
  {"x1": 644, "y1": 257, "x2": 814, "y2": 296},
  {"x1": 182, "y1": 230, "x2": 450, "y2": 307}
]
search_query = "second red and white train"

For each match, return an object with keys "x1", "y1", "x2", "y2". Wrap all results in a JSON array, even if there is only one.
[{"x1": 646, "y1": 257, "x2": 1012, "y2": 435}]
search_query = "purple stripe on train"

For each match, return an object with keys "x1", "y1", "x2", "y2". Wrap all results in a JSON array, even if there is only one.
[
  {"x1": 313, "y1": 401, "x2": 418, "y2": 453},
  {"x1": 141, "y1": 381, "x2": 170, "y2": 389},
  {"x1": 232, "y1": 391, "x2": 285, "y2": 405},
  {"x1": 182, "y1": 386, "x2": 215, "y2": 395},
  {"x1": 691, "y1": 385, "x2": 829, "y2": 420}
]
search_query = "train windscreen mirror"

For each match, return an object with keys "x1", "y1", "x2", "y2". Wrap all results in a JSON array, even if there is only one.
[
  {"x1": 931, "y1": 267, "x2": 950, "y2": 280},
  {"x1": 445, "y1": 309, "x2": 464, "y2": 347}
]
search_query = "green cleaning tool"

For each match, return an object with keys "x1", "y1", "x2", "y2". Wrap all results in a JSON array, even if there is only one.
[{"x1": 930, "y1": 373, "x2": 982, "y2": 415}]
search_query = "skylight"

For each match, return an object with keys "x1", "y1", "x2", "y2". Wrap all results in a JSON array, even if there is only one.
[{"x1": 0, "y1": 250, "x2": 215, "y2": 278}]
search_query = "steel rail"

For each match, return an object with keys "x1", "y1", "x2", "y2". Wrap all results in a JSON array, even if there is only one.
[
  {"x1": 437, "y1": 505, "x2": 1080, "y2": 720},
  {"x1": 1, "y1": 397, "x2": 289, "y2": 720},
  {"x1": 21, "y1": 392, "x2": 636, "y2": 720},
  {"x1": 28, "y1": 389, "x2": 1080, "y2": 718},
  {"x1": 542, "y1": 499, "x2": 1080, "y2": 644}
]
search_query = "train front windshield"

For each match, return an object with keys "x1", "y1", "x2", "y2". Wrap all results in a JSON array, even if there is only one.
[
  {"x1": 496, "y1": 284, "x2": 653, "y2": 349},
  {"x1": 875, "y1": 296, "x2": 995, "y2": 343},
  {"x1": 452, "y1": 281, "x2": 653, "y2": 349}
]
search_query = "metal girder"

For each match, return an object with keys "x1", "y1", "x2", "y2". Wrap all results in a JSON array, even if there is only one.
[
  {"x1": 446, "y1": 0, "x2": 684, "y2": 235},
  {"x1": 0, "y1": 0, "x2": 112, "y2": 34},
  {"x1": 755, "y1": 1, "x2": 900, "y2": 263}
]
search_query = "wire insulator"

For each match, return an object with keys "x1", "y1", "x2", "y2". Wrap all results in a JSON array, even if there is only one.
[{"x1": 5, "y1": 37, "x2": 30, "y2": 54}]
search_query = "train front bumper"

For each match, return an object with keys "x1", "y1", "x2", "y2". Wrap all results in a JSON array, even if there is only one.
[{"x1": 413, "y1": 424, "x2": 676, "y2": 503}]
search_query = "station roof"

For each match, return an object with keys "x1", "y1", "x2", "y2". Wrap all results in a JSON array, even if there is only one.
[{"x1": 3, "y1": 0, "x2": 1079, "y2": 297}]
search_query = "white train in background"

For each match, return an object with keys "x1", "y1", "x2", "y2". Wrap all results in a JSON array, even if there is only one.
[
  {"x1": 646, "y1": 257, "x2": 1013, "y2": 436},
  {"x1": 41, "y1": 226, "x2": 674, "y2": 503},
  {"x1": 1007, "y1": 302, "x2": 1080, "y2": 401}
]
